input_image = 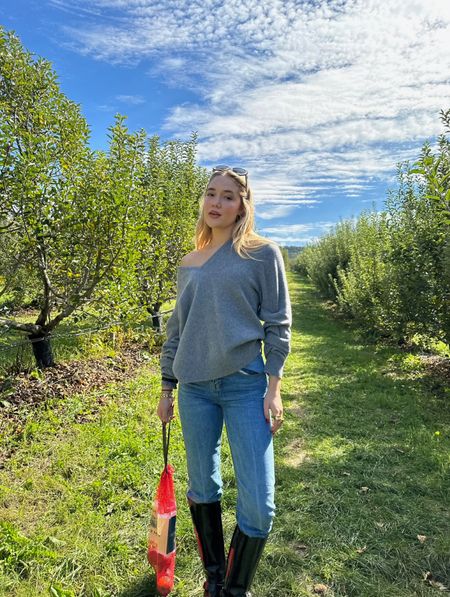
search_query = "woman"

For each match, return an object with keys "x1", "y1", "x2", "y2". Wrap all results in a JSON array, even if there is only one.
[{"x1": 158, "y1": 165, "x2": 292, "y2": 597}]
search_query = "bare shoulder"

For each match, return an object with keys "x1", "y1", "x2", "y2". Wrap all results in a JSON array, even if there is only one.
[{"x1": 180, "y1": 250, "x2": 200, "y2": 267}]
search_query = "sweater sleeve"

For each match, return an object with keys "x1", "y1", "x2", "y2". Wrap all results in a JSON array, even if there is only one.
[
  {"x1": 160, "y1": 305, "x2": 179, "y2": 389},
  {"x1": 258, "y1": 245, "x2": 292, "y2": 378}
]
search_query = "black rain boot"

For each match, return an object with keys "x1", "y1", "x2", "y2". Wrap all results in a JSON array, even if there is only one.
[
  {"x1": 221, "y1": 525, "x2": 267, "y2": 597},
  {"x1": 188, "y1": 499, "x2": 226, "y2": 597}
]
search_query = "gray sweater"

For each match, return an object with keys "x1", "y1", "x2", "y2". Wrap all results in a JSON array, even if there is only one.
[{"x1": 160, "y1": 237, "x2": 292, "y2": 388}]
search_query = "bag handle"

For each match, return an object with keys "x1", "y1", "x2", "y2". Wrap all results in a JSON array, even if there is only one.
[{"x1": 162, "y1": 421, "x2": 171, "y2": 470}]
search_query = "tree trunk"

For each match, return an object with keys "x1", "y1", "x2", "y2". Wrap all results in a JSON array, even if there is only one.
[
  {"x1": 151, "y1": 302, "x2": 162, "y2": 332},
  {"x1": 28, "y1": 332, "x2": 55, "y2": 369}
]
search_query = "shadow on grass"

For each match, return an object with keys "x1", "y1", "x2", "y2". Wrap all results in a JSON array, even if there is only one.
[
  {"x1": 118, "y1": 573, "x2": 158, "y2": 597},
  {"x1": 265, "y1": 273, "x2": 450, "y2": 596}
]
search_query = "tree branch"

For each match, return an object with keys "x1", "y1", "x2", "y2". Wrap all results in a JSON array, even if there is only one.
[{"x1": 0, "y1": 318, "x2": 42, "y2": 335}]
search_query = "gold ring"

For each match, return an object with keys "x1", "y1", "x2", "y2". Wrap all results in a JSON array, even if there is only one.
[{"x1": 274, "y1": 415, "x2": 284, "y2": 422}]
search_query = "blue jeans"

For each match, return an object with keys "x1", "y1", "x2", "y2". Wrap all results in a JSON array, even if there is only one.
[{"x1": 178, "y1": 351, "x2": 275, "y2": 539}]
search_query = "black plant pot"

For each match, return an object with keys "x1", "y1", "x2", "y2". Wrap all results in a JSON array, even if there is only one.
[{"x1": 29, "y1": 333, "x2": 55, "y2": 369}]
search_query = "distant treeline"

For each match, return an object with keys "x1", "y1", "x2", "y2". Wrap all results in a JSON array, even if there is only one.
[{"x1": 293, "y1": 110, "x2": 450, "y2": 349}]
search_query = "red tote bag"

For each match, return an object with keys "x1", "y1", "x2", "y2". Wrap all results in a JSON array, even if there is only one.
[{"x1": 147, "y1": 422, "x2": 177, "y2": 596}]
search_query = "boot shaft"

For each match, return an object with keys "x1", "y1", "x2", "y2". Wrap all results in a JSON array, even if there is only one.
[
  {"x1": 188, "y1": 499, "x2": 226, "y2": 597},
  {"x1": 221, "y1": 525, "x2": 267, "y2": 597}
]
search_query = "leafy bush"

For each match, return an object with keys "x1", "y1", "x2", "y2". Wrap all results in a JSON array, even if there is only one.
[
  {"x1": 294, "y1": 109, "x2": 450, "y2": 348},
  {"x1": 295, "y1": 219, "x2": 353, "y2": 300}
]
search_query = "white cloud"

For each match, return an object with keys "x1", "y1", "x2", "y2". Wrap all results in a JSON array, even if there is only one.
[
  {"x1": 52, "y1": 0, "x2": 450, "y2": 226},
  {"x1": 257, "y1": 204, "x2": 299, "y2": 220},
  {"x1": 116, "y1": 94, "x2": 145, "y2": 104},
  {"x1": 256, "y1": 199, "x2": 321, "y2": 220},
  {"x1": 97, "y1": 104, "x2": 115, "y2": 112},
  {"x1": 257, "y1": 220, "x2": 338, "y2": 244}
]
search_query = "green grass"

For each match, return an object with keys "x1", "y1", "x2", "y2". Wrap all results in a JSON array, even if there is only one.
[{"x1": 0, "y1": 273, "x2": 449, "y2": 596}]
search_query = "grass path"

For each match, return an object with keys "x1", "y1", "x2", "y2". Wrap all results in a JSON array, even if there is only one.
[{"x1": 0, "y1": 272, "x2": 449, "y2": 596}]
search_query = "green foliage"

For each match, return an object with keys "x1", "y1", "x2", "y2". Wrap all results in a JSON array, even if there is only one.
[
  {"x1": 295, "y1": 220, "x2": 353, "y2": 300},
  {"x1": 295, "y1": 110, "x2": 450, "y2": 347},
  {"x1": 97, "y1": 131, "x2": 208, "y2": 326},
  {"x1": 280, "y1": 246, "x2": 291, "y2": 271},
  {"x1": 0, "y1": 27, "x2": 206, "y2": 364},
  {"x1": 334, "y1": 211, "x2": 402, "y2": 340},
  {"x1": 385, "y1": 162, "x2": 449, "y2": 343},
  {"x1": 0, "y1": 28, "x2": 148, "y2": 333},
  {"x1": 409, "y1": 109, "x2": 450, "y2": 225}
]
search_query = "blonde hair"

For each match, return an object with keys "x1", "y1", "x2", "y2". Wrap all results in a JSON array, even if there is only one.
[{"x1": 193, "y1": 171, "x2": 277, "y2": 259}]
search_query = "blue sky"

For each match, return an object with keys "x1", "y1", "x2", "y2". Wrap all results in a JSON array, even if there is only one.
[{"x1": 2, "y1": 0, "x2": 450, "y2": 246}]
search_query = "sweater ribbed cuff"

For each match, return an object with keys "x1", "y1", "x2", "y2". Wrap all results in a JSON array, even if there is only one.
[
  {"x1": 264, "y1": 352, "x2": 286, "y2": 379},
  {"x1": 161, "y1": 376, "x2": 178, "y2": 390}
]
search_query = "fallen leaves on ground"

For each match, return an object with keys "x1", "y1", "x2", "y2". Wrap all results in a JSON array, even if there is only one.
[
  {"x1": 417, "y1": 534, "x2": 427, "y2": 543},
  {"x1": 423, "y1": 571, "x2": 449, "y2": 592},
  {"x1": 0, "y1": 346, "x2": 155, "y2": 465},
  {"x1": 356, "y1": 546, "x2": 367, "y2": 553}
]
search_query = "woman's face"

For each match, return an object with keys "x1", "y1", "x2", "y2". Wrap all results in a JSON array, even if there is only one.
[{"x1": 204, "y1": 174, "x2": 244, "y2": 230}]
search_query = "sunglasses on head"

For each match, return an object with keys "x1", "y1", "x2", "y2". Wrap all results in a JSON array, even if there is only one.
[
  {"x1": 210, "y1": 165, "x2": 250, "y2": 203},
  {"x1": 212, "y1": 164, "x2": 248, "y2": 177},
  {"x1": 212, "y1": 165, "x2": 248, "y2": 188}
]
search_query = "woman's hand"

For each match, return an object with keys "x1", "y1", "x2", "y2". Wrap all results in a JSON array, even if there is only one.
[
  {"x1": 263, "y1": 378, "x2": 284, "y2": 435},
  {"x1": 157, "y1": 391, "x2": 175, "y2": 423}
]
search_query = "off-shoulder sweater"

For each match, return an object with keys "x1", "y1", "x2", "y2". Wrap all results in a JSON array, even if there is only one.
[{"x1": 160, "y1": 237, "x2": 292, "y2": 388}]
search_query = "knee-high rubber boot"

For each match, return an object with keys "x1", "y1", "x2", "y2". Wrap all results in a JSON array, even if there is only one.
[
  {"x1": 221, "y1": 525, "x2": 267, "y2": 597},
  {"x1": 188, "y1": 499, "x2": 226, "y2": 597}
]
